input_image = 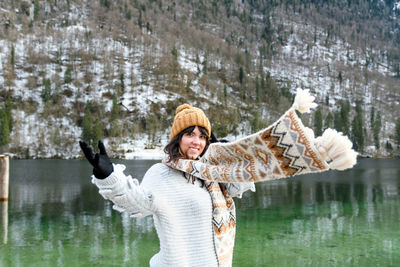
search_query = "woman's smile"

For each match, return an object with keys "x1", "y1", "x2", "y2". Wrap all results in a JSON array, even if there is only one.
[{"x1": 179, "y1": 126, "x2": 207, "y2": 159}]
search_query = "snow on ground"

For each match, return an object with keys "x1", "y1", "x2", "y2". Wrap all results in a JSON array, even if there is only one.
[
  {"x1": 268, "y1": 20, "x2": 395, "y2": 109},
  {"x1": 394, "y1": 1, "x2": 400, "y2": 10},
  {"x1": 179, "y1": 49, "x2": 199, "y2": 73},
  {"x1": 107, "y1": 132, "x2": 169, "y2": 160},
  {"x1": 1, "y1": 4, "x2": 398, "y2": 159},
  {"x1": 124, "y1": 147, "x2": 165, "y2": 160}
]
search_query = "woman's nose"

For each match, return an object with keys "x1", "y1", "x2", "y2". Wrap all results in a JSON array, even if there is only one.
[{"x1": 191, "y1": 136, "x2": 200, "y2": 144}]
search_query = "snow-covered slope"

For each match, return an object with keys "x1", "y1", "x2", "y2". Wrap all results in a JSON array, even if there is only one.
[{"x1": 0, "y1": 1, "x2": 399, "y2": 158}]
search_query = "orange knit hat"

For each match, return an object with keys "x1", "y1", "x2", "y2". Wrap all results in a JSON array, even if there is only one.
[{"x1": 170, "y1": 104, "x2": 211, "y2": 140}]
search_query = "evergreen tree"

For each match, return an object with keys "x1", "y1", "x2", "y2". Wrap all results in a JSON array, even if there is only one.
[
  {"x1": 138, "y1": 9, "x2": 143, "y2": 28},
  {"x1": 314, "y1": 106, "x2": 323, "y2": 136},
  {"x1": 33, "y1": 0, "x2": 40, "y2": 20},
  {"x1": 255, "y1": 76, "x2": 260, "y2": 103},
  {"x1": 110, "y1": 95, "x2": 120, "y2": 137},
  {"x1": 372, "y1": 110, "x2": 382, "y2": 149},
  {"x1": 370, "y1": 107, "x2": 375, "y2": 128},
  {"x1": 313, "y1": 26, "x2": 317, "y2": 43},
  {"x1": 264, "y1": 72, "x2": 280, "y2": 105},
  {"x1": 333, "y1": 111, "x2": 342, "y2": 132},
  {"x1": 64, "y1": 66, "x2": 72, "y2": 84},
  {"x1": 324, "y1": 112, "x2": 333, "y2": 130},
  {"x1": 53, "y1": 127, "x2": 61, "y2": 146},
  {"x1": 340, "y1": 100, "x2": 350, "y2": 136},
  {"x1": 82, "y1": 103, "x2": 94, "y2": 146},
  {"x1": 41, "y1": 79, "x2": 52, "y2": 102},
  {"x1": 4, "y1": 97, "x2": 13, "y2": 133},
  {"x1": 250, "y1": 111, "x2": 260, "y2": 133},
  {"x1": 0, "y1": 108, "x2": 10, "y2": 146},
  {"x1": 260, "y1": 73, "x2": 266, "y2": 101},
  {"x1": 386, "y1": 141, "x2": 393, "y2": 151},
  {"x1": 119, "y1": 73, "x2": 125, "y2": 95},
  {"x1": 239, "y1": 66, "x2": 244, "y2": 84},
  {"x1": 202, "y1": 53, "x2": 208, "y2": 74},
  {"x1": 338, "y1": 71, "x2": 343, "y2": 85},
  {"x1": 334, "y1": 100, "x2": 350, "y2": 135},
  {"x1": 171, "y1": 46, "x2": 178, "y2": 61},
  {"x1": 223, "y1": 85, "x2": 227, "y2": 104},
  {"x1": 351, "y1": 100, "x2": 364, "y2": 152},
  {"x1": 10, "y1": 45, "x2": 15, "y2": 70},
  {"x1": 82, "y1": 102, "x2": 104, "y2": 149},
  {"x1": 146, "y1": 22, "x2": 152, "y2": 32},
  {"x1": 396, "y1": 118, "x2": 400, "y2": 148},
  {"x1": 100, "y1": 0, "x2": 111, "y2": 8},
  {"x1": 93, "y1": 119, "x2": 103, "y2": 144},
  {"x1": 110, "y1": 95, "x2": 119, "y2": 122},
  {"x1": 394, "y1": 62, "x2": 400, "y2": 77},
  {"x1": 261, "y1": 15, "x2": 273, "y2": 44}
]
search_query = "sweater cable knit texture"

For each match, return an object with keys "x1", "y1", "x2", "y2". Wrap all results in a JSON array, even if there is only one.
[{"x1": 92, "y1": 163, "x2": 254, "y2": 267}]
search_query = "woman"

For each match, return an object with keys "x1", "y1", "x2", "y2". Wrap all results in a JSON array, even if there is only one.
[
  {"x1": 80, "y1": 104, "x2": 255, "y2": 267},
  {"x1": 81, "y1": 90, "x2": 357, "y2": 266}
]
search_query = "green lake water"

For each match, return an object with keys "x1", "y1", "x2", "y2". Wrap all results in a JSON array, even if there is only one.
[{"x1": 0, "y1": 158, "x2": 399, "y2": 266}]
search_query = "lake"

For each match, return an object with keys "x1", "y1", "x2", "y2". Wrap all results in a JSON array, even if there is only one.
[{"x1": 0, "y1": 158, "x2": 399, "y2": 266}]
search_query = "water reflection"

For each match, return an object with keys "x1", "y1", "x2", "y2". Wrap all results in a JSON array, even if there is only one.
[
  {"x1": 1, "y1": 201, "x2": 7, "y2": 244},
  {"x1": 2, "y1": 158, "x2": 400, "y2": 266},
  {"x1": 1, "y1": 159, "x2": 159, "y2": 266},
  {"x1": 234, "y1": 159, "x2": 400, "y2": 266},
  {"x1": 239, "y1": 159, "x2": 399, "y2": 213}
]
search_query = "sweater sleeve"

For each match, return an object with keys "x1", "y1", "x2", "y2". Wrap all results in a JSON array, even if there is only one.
[
  {"x1": 91, "y1": 164, "x2": 156, "y2": 218},
  {"x1": 224, "y1": 182, "x2": 256, "y2": 198},
  {"x1": 163, "y1": 89, "x2": 357, "y2": 183}
]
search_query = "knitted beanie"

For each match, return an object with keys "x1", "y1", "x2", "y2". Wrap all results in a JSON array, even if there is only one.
[{"x1": 170, "y1": 104, "x2": 211, "y2": 140}]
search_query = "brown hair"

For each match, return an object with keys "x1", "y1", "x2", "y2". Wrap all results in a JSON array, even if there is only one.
[{"x1": 164, "y1": 126, "x2": 210, "y2": 162}]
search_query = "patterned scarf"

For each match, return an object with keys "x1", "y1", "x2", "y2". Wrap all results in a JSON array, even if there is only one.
[{"x1": 163, "y1": 91, "x2": 356, "y2": 266}]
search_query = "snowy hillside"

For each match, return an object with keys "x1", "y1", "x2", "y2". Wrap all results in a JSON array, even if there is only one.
[{"x1": 0, "y1": 0, "x2": 399, "y2": 159}]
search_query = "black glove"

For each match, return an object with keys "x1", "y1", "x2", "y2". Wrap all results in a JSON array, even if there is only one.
[{"x1": 79, "y1": 140, "x2": 114, "y2": 179}]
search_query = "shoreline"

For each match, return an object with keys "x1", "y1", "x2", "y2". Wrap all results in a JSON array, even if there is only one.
[{"x1": 4, "y1": 152, "x2": 399, "y2": 160}]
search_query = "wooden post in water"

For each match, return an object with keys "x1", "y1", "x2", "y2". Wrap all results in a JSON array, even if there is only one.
[{"x1": 0, "y1": 155, "x2": 9, "y2": 201}]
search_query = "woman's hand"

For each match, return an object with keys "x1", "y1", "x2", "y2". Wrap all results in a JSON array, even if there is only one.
[{"x1": 79, "y1": 140, "x2": 114, "y2": 179}]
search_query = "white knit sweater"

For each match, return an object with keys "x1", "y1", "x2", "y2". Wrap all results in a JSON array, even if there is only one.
[{"x1": 92, "y1": 163, "x2": 255, "y2": 267}]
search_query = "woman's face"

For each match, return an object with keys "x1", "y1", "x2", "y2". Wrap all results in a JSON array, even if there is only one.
[{"x1": 179, "y1": 126, "x2": 207, "y2": 159}]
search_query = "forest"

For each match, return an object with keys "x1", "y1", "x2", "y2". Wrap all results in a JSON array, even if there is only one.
[{"x1": 0, "y1": 0, "x2": 399, "y2": 158}]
